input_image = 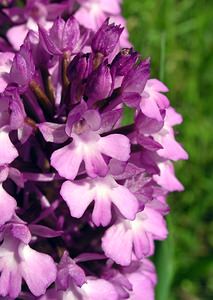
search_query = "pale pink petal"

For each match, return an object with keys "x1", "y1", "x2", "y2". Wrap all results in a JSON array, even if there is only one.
[
  {"x1": 101, "y1": 0, "x2": 121, "y2": 14},
  {"x1": 75, "y1": 7, "x2": 105, "y2": 30},
  {"x1": 0, "y1": 130, "x2": 18, "y2": 165},
  {"x1": 19, "y1": 245, "x2": 57, "y2": 297},
  {"x1": 7, "y1": 24, "x2": 28, "y2": 51},
  {"x1": 51, "y1": 143, "x2": 83, "y2": 180},
  {"x1": 158, "y1": 134, "x2": 188, "y2": 161},
  {"x1": 133, "y1": 230, "x2": 154, "y2": 258},
  {"x1": 0, "y1": 184, "x2": 16, "y2": 226},
  {"x1": 147, "y1": 79, "x2": 169, "y2": 92},
  {"x1": 165, "y1": 107, "x2": 183, "y2": 126},
  {"x1": 155, "y1": 93, "x2": 170, "y2": 109},
  {"x1": 141, "y1": 259, "x2": 157, "y2": 285},
  {"x1": 0, "y1": 263, "x2": 22, "y2": 299},
  {"x1": 140, "y1": 97, "x2": 163, "y2": 121},
  {"x1": 111, "y1": 186, "x2": 138, "y2": 220},
  {"x1": 154, "y1": 162, "x2": 184, "y2": 192},
  {"x1": 0, "y1": 166, "x2": 9, "y2": 182},
  {"x1": 92, "y1": 196, "x2": 111, "y2": 226},
  {"x1": 128, "y1": 272, "x2": 155, "y2": 300},
  {"x1": 102, "y1": 223, "x2": 133, "y2": 266},
  {"x1": 142, "y1": 207, "x2": 168, "y2": 240},
  {"x1": 60, "y1": 180, "x2": 93, "y2": 218},
  {"x1": 84, "y1": 150, "x2": 108, "y2": 178},
  {"x1": 82, "y1": 278, "x2": 118, "y2": 300},
  {"x1": 98, "y1": 134, "x2": 130, "y2": 161},
  {"x1": 17, "y1": 124, "x2": 33, "y2": 144}
]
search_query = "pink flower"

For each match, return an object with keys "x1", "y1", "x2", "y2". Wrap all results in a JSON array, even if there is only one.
[
  {"x1": 140, "y1": 79, "x2": 169, "y2": 121},
  {"x1": 154, "y1": 107, "x2": 188, "y2": 161},
  {"x1": 0, "y1": 224, "x2": 56, "y2": 298},
  {"x1": 51, "y1": 126, "x2": 130, "y2": 180},
  {"x1": 154, "y1": 161, "x2": 184, "y2": 192},
  {"x1": 126, "y1": 259, "x2": 157, "y2": 300},
  {"x1": 102, "y1": 206, "x2": 168, "y2": 265},
  {"x1": 60, "y1": 174, "x2": 139, "y2": 226},
  {"x1": 39, "y1": 277, "x2": 118, "y2": 300},
  {"x1": 75, "y1": 0, "x2": 121, "y2": 30}
]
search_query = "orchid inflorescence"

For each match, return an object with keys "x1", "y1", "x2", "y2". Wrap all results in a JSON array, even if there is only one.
[{"x1": 0, "y1": 1, "x2": 188, "y2": 299}]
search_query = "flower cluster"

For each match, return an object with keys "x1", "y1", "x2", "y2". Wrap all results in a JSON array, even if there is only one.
[{"x1": 0, "y1": 1, "x2": 187, "y2": 299}]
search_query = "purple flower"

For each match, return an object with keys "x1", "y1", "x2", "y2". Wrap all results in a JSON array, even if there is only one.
[
  {"x1": 125, "y1": 259, "x2": 157, "y2": 300},
  {"x1": 50, "y1": 108, "x2": 130, "y2": 180},
  {"x1": 67, "y1": 52, "x2": 93, "y2": 82},
  {"x1": 140, "y1": 79, "x2": 170, "y2": 121},
  {"x1": 112, "y1": 48, "x2": 139, "y2": 76},
  {"x1": 0, "y1": 224, "x2": 56, "y2": 298},
  {"x1": 39, "y1": 278, "x2": 118, "y2": 300},
  {"x1": 102, "y1": 205, "x2": 168, "y2": 265},
  {"x1": 60, "y1": 174, "x2": 139, "y2": 226},
  {"x1": 154, "y1": 107, "x2": 188, "y2": 161},
  {"x1": 85, "y1": 61, "x2": 113, "y2": 104},
  {"x1": 92, "y1": 18, "x2": 123, "y2": 56},
  {"x1": 0, "y1": 11, "x2": 187, "y2": 299},
  {"x1": 9, "y1": 44, "x2": 35, "y2": 90},
  {"x1": 121, "y1": 58, "x2": 150, "y2": 95},
  {"x1": 39, "y1": 17, "x2": 87, "y2": 55}
]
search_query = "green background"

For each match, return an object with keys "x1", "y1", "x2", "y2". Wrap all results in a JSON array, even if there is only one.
[{"x1": 123, "y1": 1, "x2": 213, "y2": 299}]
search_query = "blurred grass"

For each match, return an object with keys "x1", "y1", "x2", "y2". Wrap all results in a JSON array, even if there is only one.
[{"x1": 123, "y1": 1, "x2": 213, "y2": 299}]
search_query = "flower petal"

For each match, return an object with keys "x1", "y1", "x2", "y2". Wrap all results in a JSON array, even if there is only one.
[
  {"x1": 0, "y1": 130, "x2": 18, "y2": 165},
  {"x1": 111, "y1": 186, "x2": 138, "y2": 220},
  {"x1": 19, "y1": 245, "x2": 56, "y2": 297},
  {"x1": 98, "y1": 134, "x2": 130, "y2": 161},
  {"x1": 102, "y1": 223, "x2": 133, "y2": 266},
  {"x1": 60, "y1": 180, "x2": 93, "y2": 218},
  {"x1": 51, "y1": 143, "x2": 82, "y2": 180},
  {"x1": 0, "y1": 184, "x2": 16, "y2": 226}
]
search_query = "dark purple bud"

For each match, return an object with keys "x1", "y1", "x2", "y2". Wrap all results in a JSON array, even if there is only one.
[
  {"x1": 25, "y1": 30, "x2": 50, "y2": 68},
  {"x1": 39, "y1": 17, "x2": 81, "y2": 55},
  {"x1": 49, "y1": 17, "x2": 80, "y2": 52},
  {"x1": 9, "y1": 44, "x2": 35, "y2": 89},
  {"x1": 85, "y1": 61, "x2": 113, "y2": 104},
  {"x1": 122, "y1": 58, "x2": 150, "y2": 94},
  {"x1": 39, "y1": 26, "x2": 61, "y2": 55},
  {"x1": 112, "y1": 48, "x2": 139, "y2": 76},
  {"x1": 67, "y1": 53, "x2": 92, "y2": 82},
  {"x1": 92, "y1": 18, "x2": 123, "y2": 56}
]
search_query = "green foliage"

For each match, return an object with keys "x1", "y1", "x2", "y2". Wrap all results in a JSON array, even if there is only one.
[{"x1": 123, "y1": 1, "x2": 213, "y2": 299}]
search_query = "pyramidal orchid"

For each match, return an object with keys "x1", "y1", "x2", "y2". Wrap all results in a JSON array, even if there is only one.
[{"x1": 0, "y1": 2, "x2": 187, "y2": 299}]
